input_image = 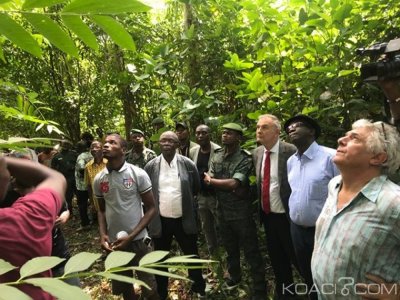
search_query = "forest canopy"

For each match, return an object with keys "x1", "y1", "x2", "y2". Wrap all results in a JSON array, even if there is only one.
[{"x1": 0, "y1": 0, "x2": 399, "y2": 147}]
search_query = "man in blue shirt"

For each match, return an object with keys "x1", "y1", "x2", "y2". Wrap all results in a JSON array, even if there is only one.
[{"x1": 284, "y1": 115, "x2": 339, "y2": 300}]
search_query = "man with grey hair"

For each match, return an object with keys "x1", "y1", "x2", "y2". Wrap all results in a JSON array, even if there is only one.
[
  {"x1": 253, "y1": 114, "x2": 298, "y2": 299},
  {"x1": 311, "y1": 119, "x2": 400, "y2": 299}
]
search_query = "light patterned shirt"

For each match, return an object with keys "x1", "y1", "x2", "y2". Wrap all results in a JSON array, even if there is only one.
[{"x1": 311, "y1": 175, "x2": 400, "y2": 299}]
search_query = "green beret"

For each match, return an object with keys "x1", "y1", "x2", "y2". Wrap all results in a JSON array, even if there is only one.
[
  {"x1": 130, "y1": 129, "x2": 145, "y2": 136},
  {"x1": 151, "y1": 117, "x2": 164, "y2": 125},
  {"x1": 222, "y1": 123, "x2": 243, "y2": 134}
]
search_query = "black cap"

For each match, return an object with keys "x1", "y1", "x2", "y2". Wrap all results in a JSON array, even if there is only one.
[{"x1": 284, "y1": 115, "x2": 321, "y2": 139}]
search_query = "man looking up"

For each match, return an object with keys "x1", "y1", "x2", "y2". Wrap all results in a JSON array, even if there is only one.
[
  {"x1": 204, "y1": 123, "x2": 267, "y2": 300},
  {"x1": 126, "y1": 129, "x2": 156, "y2": 169},
  {"x1": 284, "y1": 115, "x2": 339, "y2": 300},
  {"x1": 145, "y1": 131, "x2": 206, "y2": 300},
  {"x1": 189, "y1": 124, "x2": 221, "y2": 257},
  {"x1": 0, "y1": 156, "x2": 66, "y2": 300},
  {"x1": 175, "y1": 122, "x2": 198, "y2": 157},
  {"x1": 84, "y1": 140, "x2": 107, "y2": 220},
  {"x1": 253, "y1": 114, "x2": 298, "y2": 299},
  {"x1": 93, "y1": 134, "x2": 159, "y2": 300},
  {"x1": 312, "y1": 119, "x2": 400, "y2": 299}
]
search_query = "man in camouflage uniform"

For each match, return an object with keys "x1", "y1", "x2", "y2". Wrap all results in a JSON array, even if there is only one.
[
  {"x1": 126, "y1": 129, "x2": 156, "y2": 169},
  {"x1": 204, "y1": 123, "x2": 267, "y2": 300},
  {"x1": 51, "y1": 140, "x2": 78, "y2": 216}
]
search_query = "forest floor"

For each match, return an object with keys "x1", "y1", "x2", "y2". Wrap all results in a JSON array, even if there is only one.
[{"x1": 63, "y1": 204, "x2": 305, "y2": 300}]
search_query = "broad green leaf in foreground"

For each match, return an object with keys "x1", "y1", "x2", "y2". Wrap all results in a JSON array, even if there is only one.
[
  {"x1": 25, "y1": 278, "x2": 90, "y2": 300},
  {"x1": 61, "y1": 15, "x2": 98, "y2": 51},
  {"x1": 0, "y1": 14, "x2": 42, "y2": 58},
  {"x1": 90, "y1": 15, "x2": 136, "y2": 51},
  {"x1": 63, "y1": 252, "x2": 101, "y2": 276},
  {"x1": 104, "y1": 251, "x2": 135, "y2": 271},
  {"x1": 62, "y1": 0, "x2": 151, "y2": 14},
  {"x1": 98, "y1": 272, "x2": 149, "y2": 289},
  {"x1": 24, "y1": 13, "x2": 79, "y2": 58},
  {"x1": 20, "y1": 257, "x2": 65, "y2": 280},
  {"x1": 134, "y1": 266, "x2": 189, "y2": 281},
  {"x1": 0, "y1": 259, "x2": 17, "y2": 276},
  {"x1": 139, "y1": 250, "x2": 169, "y2": 266},
  {"x1": 0, "y1": 285, "x2": 31, "y2": 300},
  {"x1": 22, "y1": 0, "x2": 67, "y2": 9}
]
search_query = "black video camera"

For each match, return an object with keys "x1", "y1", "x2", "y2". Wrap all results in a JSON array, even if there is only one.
[{"x1": 357, "y1": 38, "x2": 400, "y2": 82}]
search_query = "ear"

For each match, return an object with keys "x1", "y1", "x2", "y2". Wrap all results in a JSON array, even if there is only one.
[{"x1": 370, "y1": 152, "x2": 388, "y2": 167}]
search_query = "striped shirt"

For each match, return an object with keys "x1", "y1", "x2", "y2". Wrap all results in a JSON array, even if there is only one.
[{"x1": 311, "y1": 175, "x2": 400, "y2": 299}]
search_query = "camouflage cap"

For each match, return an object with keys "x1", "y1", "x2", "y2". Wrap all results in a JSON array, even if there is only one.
[
  {"x1": 222, "y1": 123, "x2": 244, "y2": 134},
  {"x1": 151, "y1": 117, "x2": 164, "y2": 125},
  {"x1": 130, "y1": 129, "x2": 145, "y2": 136}
]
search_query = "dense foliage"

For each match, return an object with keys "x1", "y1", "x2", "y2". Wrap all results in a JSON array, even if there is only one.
[{"x1": 1, "y1": 0, "x2": 399, "y2": 147}]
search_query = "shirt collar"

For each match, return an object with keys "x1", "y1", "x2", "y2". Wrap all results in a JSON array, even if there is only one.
[
  {"x1": 161, "y1": 153, "x2": 177, "y2": 167},
  {"x1": 360, "y1": 175, "x2": 387, "y2": 203},
  {"x1": 104, "y1": 161, "x2": 128, "y2": 174},
  {"x1": 333, "y1": 175, "x2": 387, "y2": 203},
  {"x1": 265, "y1": 140, "x2": 279, "y2": 154},
  {"x1": 296, "y1": 141, "x2": 318, "y2": 159}
]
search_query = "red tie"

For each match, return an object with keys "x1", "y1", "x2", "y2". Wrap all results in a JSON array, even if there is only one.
[{"x1": 262, "y1": 150, "x2": 271, "y2": 214}]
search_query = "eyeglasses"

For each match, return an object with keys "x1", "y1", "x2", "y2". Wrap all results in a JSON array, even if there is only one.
[{"x1": 375, "y1": 121, "x2": 387, "y2": 141}]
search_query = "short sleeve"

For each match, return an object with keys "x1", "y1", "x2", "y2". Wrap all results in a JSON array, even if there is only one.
[{"x1": 135, "y1": 168, "x2": 152, "y2": 194}]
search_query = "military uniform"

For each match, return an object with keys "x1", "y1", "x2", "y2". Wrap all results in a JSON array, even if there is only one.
[
  {"x1": 125, "y1": 147, "x2": 156, "y2": 169},
  {"x1": 51, "y1": 149, "x2": 78, "y2": 214},
  {"x1": 210, "y1": 146, "x2": 266, "y2": 296}
]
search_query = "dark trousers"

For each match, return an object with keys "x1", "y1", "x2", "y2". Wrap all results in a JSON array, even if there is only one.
[
  {"x1": 153, "y1": 217, "x2": 205, "y2": 300},
  {"x1": 219, "y1": 215, "x2": 267, "y2": 296},
  {"x1": 290, "y1": 222, "x2": 317, "y2": 300},
  {"x1": 262, "y1": 212, "x2": 297, "y2": 298},
  {"x1": 65, "y1": 177, "x2": 75, "y2": 215},
  {"x1": 76, "y1": 190, "x2": 90, "y2": 226}
]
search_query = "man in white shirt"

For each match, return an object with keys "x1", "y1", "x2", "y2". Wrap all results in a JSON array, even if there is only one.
[{"x1": 144, "y1": 131, "x2": 206, "y2": 300}]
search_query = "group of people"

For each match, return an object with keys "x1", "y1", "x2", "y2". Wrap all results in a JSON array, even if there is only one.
[{"x1": 0, "y1": 113, "x2": 399, "y2": 300}]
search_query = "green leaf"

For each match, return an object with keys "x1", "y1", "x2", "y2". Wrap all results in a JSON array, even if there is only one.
[
  {"x1": 310, "y1": 66, "x2": 336, "y2": 73},
  {"x1": 23, "y1": 0, "x2": 66, "y2": 9},
  {"x1": 139, "y1": 251, "x2": 169, "y2": 266},
  {"x1": 25, "y1": 278, "x2": 90, "y2": 300},
  {"x1": 90, "y1": 15, "x2": 135, "y2": 51},
  {"x1": 299, "y1": 8, "x2": 307, "y2": 25},
  {"x1": 63, "y1": 252, "x2": 101, "y2": 276},
  {"x1": 134, "y1": 266, "x2": 189, "y2": 280},
  {"x1": 61, "y1": 15, "x2": 98, "y2": 51},
  {"x1": 99, "y1": 272, "x2": 148, "y2": 289},
  {"x1": 0, "y1": 14, "x2": 42, "y2": 58},
  {"x1": 0, "y1": 0, "x2": 12, "y2": 4},
  {"x1": 333, "y1": 3, "x2": 353, "y2": 23},
  {"x1": 23, "y1": 13, "x2": 79, "y2": 58},
  {"x1": 0, "y1": 44, "x2": 5, "y2": 62},
  {"x1": 0, "y1": 285, "x2": 31, "y2": 300},
  {"x1": 164, "y1": 255, "x2": 210, "y2": 264},
  {"x1": 338, "y1": 69, "x2": 356, "y2": 77},
  {"x1": 20, "y1": 256, "x2": 65, "y2": 279},
  {"x1": 0, "y1": 259, "x2": 17, "y2": 276},
  {"x1": 62, "y1": 0, "x2": 151, "y2": 14},
  {"x1": 104, "y1": 251, "x2": 135, "y2": 271}
]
